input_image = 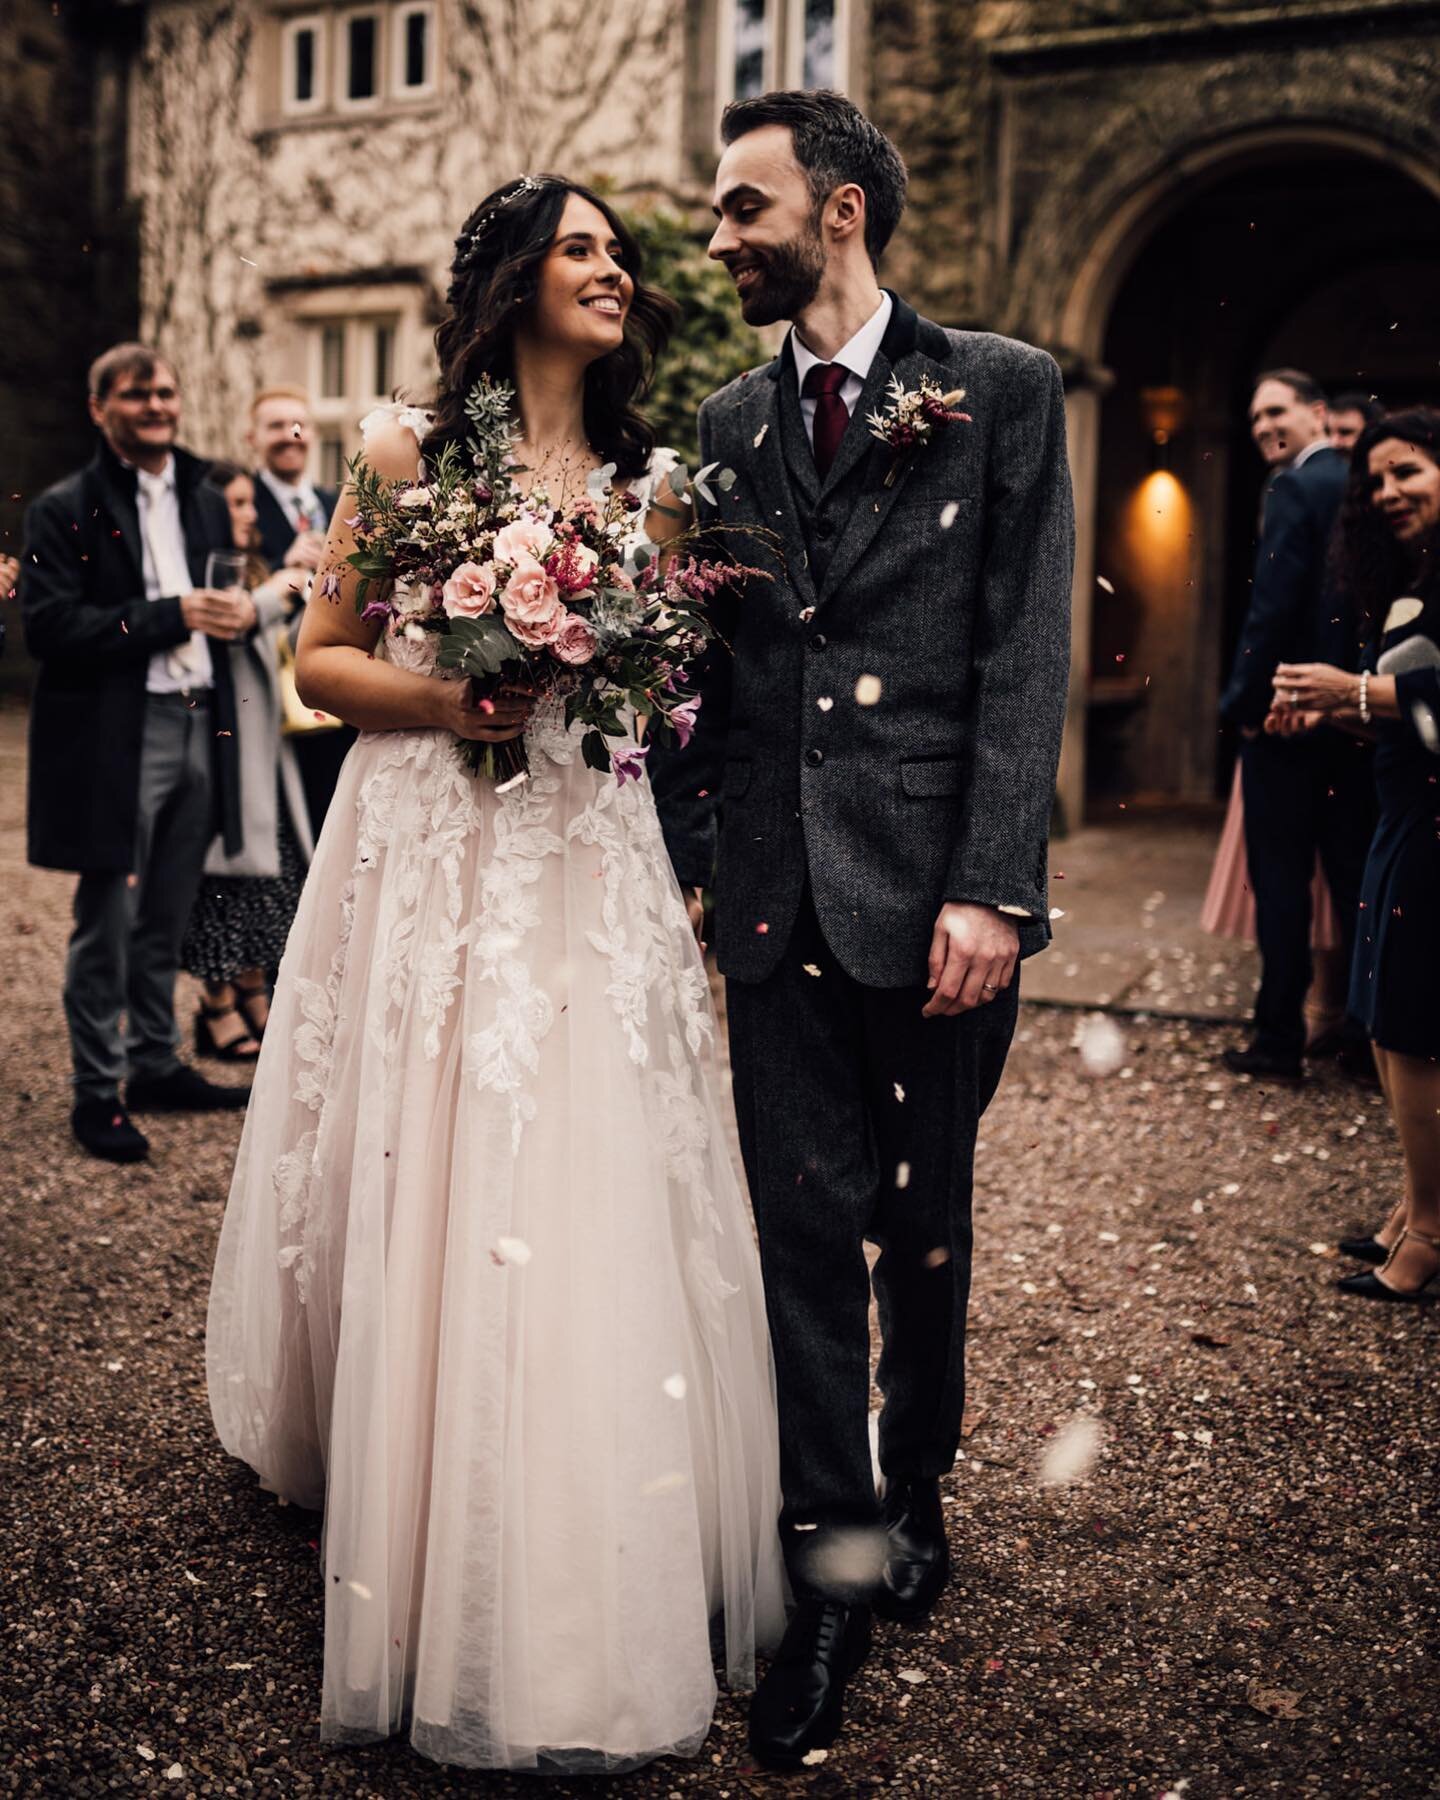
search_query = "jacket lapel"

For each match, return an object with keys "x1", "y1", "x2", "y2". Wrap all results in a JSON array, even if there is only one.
[
  {"x1": 747, "y1": 365, "x2": 819, "y2": 612},
  {"x1": 815, "y1": 296, "x2": 957, "y2": 606},
  {"x1": 91, "y1": 445, "x2": 144, "y2": 586}
]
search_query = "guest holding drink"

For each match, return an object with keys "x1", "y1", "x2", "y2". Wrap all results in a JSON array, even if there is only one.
[
  {"x1": 19, "y1": 343, "x2": 250, "y2": 1162},
  {"x1": 1266, "y1": 409, "x2": 1440, "y2": 1301},
  {"x1": 246, "y1": 386, "x2": 351, "y2": 836},
  {"x1": 181, "y1": 464, "x2": 315, "y2": 1059}
]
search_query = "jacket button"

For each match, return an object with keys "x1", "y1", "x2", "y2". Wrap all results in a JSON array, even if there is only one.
[
  {"x1": 816, "y1": 517, "x2": 836, "y2": 540},
  {"x1": 805, "y1": 748, "x2": 824, "y2": 767},
  {"x1": 809, "y1": 632, "x2": 828, "y2": 650}
]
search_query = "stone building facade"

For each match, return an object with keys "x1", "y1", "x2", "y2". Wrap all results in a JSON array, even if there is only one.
[{"x1": 9, "y1": 0, "x2": 1440, "y2": 820}]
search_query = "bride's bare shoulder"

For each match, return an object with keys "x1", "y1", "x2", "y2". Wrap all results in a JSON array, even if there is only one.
[{"x1": 357, "y1": 402, "x2": 432, "y2": 483}]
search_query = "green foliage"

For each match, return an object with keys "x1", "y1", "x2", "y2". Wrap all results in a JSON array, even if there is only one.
[{"x1": 623, "y1": 205, "x2": 767, "y2": 464}]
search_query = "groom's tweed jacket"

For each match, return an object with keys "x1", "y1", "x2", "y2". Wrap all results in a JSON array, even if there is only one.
[{"x1": 651, "y1": 293, "x2": 1074, "y2": 988}]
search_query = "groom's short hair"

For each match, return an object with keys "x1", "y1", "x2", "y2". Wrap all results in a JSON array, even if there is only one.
[{"x1": 720, "y1": 89, "x2": 908, "y2": 267}]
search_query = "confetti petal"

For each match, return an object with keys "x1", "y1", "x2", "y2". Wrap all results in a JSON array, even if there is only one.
[
  {"x1": 854, "y1": 673, "x2": 883, "y2": 705},
  {"x1": 1038, "y1": 1414, "x2": 1104, "y2": 1488}
]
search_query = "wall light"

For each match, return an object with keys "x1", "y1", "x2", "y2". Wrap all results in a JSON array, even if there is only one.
[{"x1": 1140, "y1": 386, "x2": 1188, "y2": 468}]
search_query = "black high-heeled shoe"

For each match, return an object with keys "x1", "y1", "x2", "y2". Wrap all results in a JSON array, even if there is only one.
[
  {"x1": 1337, "y1": 1228, "x2": 1440, "y2": 1303},
  {"x1": 1337, "y1": 1233, "x2": 1390, "y2": 1266},
  {"x1": 195, "y1": 1000, "x2": 260, "y2": 1063}
]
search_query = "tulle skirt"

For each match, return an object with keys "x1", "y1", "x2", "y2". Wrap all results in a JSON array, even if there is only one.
[{"x1": 205, "y1": 707, "x2": 786, "y2": 1772}]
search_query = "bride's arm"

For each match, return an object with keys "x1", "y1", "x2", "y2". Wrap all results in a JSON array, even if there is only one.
[{"x1": 295, "y1": 420, "x2": 529, "y2": 743}]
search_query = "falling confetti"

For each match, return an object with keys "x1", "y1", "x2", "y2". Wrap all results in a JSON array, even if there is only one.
[
  {"x1": 1075, "y1": 1013, "x2": 1126, "y2": 1076},
  {"x1": 939, "y1": 501, "x2": 959, "y2": 529},
  {"x1": 895, "y1": 1160, "x2": 911, "y2": 1188},
  {"x1": 893, "y1": 1082, "x2": 906, "y2": 1103},
  {"x1": 1096, "y1": 574, "x2": 1115, "y2": 593},
  {"x1": 802, "y1": 962, "x2": 822, "y2": 977},
  {"x1": 347, "y1": 1579, "x2": 373, "y2": 1600},
  {"x1": 662, "y1": 1373, "x2": 687, "y2": 1400},
  {"x1": 1038, "y1": 1414, "x2": 1104, "y2": 1489},
  {"x1": 492, "y1": 1236, "x2": 532, "y2": 1267},
  {"x1": 802, "y1": 1749, "x2": 829, "y2": 1766},
  {"x1": 816, "y1": 695, "x2": 834, "y2": 711},
  {"x1": 855, "y1": 673, "x2": 883, "y2": 705},
  {"x1": 808, "y1": 1524, "x2": 889, "y2": 1593},
  {"x1": 753, "y1": 424, "x2": 769, "y2": 448}
]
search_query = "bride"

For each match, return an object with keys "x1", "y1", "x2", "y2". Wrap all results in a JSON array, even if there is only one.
[{"x1": 205, "y1": 175, "x2": 786, "y2": 1772}]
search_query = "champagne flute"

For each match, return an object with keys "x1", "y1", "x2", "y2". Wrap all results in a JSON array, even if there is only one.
[{"x1": 205, "y1": 549, "x2": 249, "y2": 595}]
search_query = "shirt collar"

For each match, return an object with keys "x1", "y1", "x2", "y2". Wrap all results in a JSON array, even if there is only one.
[
  {"x1": 793, "y1": 291, "x2": 894, "y2": 394},
  {"x1": 132, "y1": 455, "x2": 176, "y2": 492},
  {"x1": 258, "y1": 464, "x2": 320, "y2": 514},
  {"x1": 1288, "y1": 438, "x2": 1331, "y2": 471}
]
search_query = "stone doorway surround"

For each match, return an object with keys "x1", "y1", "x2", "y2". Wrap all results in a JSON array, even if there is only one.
[{"x1": 975, "y1": 0, "x2": 1440, "y2": 828}]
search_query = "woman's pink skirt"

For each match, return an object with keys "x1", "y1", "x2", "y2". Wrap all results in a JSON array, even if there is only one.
[{"x1": 1201, "y1": 763, "x2": 1341, "y2": 949}]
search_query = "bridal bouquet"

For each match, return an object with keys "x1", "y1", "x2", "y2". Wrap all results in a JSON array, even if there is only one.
[{"x1": 343, "y1": 378, "x2": 762, "y2": 783}]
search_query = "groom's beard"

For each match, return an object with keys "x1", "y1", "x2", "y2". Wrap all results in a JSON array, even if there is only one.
[{"x1": 731, "y1": 220, "x2": 826, "y2": 328}]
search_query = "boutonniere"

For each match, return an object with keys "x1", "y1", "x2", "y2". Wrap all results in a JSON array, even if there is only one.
[{"x1": 867, "y1": 375, "x2": 971, "y2": 487}]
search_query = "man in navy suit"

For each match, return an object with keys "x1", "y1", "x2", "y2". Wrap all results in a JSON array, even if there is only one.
[
  {"x1": 246, "y1": 386, "x2": 352, "y2": 835},
  {"x1": 1219, "y1": 369, "x2": 1374, "y2": 1081}
]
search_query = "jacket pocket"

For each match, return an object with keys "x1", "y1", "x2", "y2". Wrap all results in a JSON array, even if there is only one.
[
  {"x1": 900, "y1": 756, "x2": 962, "y2": 798},
  {"x1": 724, "y1": 758, "x2": 753, "y2": 799}
]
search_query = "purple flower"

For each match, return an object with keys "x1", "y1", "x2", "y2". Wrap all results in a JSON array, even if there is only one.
[
  {"x1": 360, "y1": 594, "x2": 391, "y2": 622},
  {"x1": 670, "y1": 695, "x2": 701, "y2": 748},
  {"x1": 319, "y1": 567, "x2": 343, "y2": 601},
  {"x1": 345, "y1": 513, "x2": 363, "y2": 529},
  {"x1": 612, "y1": 744, "x2": 650, "y2": 787}
]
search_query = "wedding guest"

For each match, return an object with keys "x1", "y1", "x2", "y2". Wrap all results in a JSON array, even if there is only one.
[
  {"x1": 1329, "y1": 391, "x2": 1385, "y2": 453},
  {"x1": 1266, "y1": 409, "x2": 1440, "y2": 1301},
  {"x1": 181, "y1": 463, "x2": 315, "y2": 1060},
  {"x1": 0, "y1": 550, "x2": 17, "y2": 657},
  {"x1": 1218, "y1": 369, "x2": 1374, "y2": 1082},
  {"x1": 247, "y1": 386, "x2": 352, "y2": 836},
  {"x1": 19, "y1": 342, "x2": 252, "y2": 1162}
]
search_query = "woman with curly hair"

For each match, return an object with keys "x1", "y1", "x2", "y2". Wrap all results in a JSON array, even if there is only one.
[
  {"x1": 1267, "y1": 408, "x2": 1440, "y2": 1301},
  {"x1": 205, "y1": 178, "x2": 784, "y2": 1770}
]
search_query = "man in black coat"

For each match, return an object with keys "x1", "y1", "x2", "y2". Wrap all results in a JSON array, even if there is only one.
[
  {"x1": 246, "y1": 384, "x2": 352, "y2": 836},
  {"x1": 1219, "y1": 369, "x2": 1375, "y2": 1081},
  {"x1": 21, "y1": 343, "x2": 254, "y2": 1161},
  {"x1": 652, "y1": 92, "x2": 1073, "y2": 1767}
]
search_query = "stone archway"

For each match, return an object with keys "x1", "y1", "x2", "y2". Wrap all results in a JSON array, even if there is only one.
[{"x1": 1019, "y1": 116, "x2": 1440, "y2": 824}]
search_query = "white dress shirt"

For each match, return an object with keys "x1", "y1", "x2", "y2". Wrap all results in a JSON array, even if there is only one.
[
  {"x1": 258, "y1": 464, "x2": 326, "y2": 534},
  {"x1": 1287, "y1": 437, "x2": 1331, "y2": 472},
  {"x1": 137, "y1": 459, "x2": 212, "y2": 694},
  {"x1": 792, "y1": 292, "x2": 894, "y2": 447}
]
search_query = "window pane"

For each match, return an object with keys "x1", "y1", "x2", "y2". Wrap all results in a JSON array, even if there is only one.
[
  {"x1": 293, "y1": 27, "x2": 315, "y2": 103},
  {"x1": 404, "y1": 11, "x2": 428, "y2": 89},
  {"x1": 319, "y1": 324, "x2": 346, "y2": 399},
  {"x1": 373, "y1": 321, "x2": 394, "y2": 397},
  {"x1": 733, "y1": 0, "x2": 767, "y2": 102},
  {"x1": 347, "y1": 15, "x2": 377, "y2": 100},
  {"x1": 803, "y1": 0, "x2": 836, "y2": 89},
  {"x1": 318, "y1": 434, "x2": 345, "y2": 490}
]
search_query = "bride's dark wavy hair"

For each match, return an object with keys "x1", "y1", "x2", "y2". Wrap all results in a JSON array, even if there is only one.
[
  {"x1": 424, "y1": 176, "x2": 677, "y2": 479},
  {"x1": 1330, "y1": 407, "x2": 1440, "y2": 641}
]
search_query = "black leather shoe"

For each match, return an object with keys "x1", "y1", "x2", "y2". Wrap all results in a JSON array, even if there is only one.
[
  {"x1": 1335, "y1": 1042, "x2": 1381, "y2": 1088},
  {"x1": 874, "y1": 1476, "x2": 950, "y2": 1625},
  {"x1": 748, "y1": 1599, "x2": 871, "y2": 1770},
  {"x1": 1221, "y1": 1043, "x2": 1303, "y2": 1082},
  {"x1": 72, "y1": 1100, "x2": 149, "y2": 1163},
  {"x1": 127, "y1": 1065, "x2": 250, "y2": 1112},
  {"x1": 1337, "y1": 1233, "x2": 1389, "y2": 1265}
]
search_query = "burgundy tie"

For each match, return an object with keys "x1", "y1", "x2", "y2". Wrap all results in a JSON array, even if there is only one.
[{"x1": 802, "y1": 362, "x2": 850, "y2": 482}]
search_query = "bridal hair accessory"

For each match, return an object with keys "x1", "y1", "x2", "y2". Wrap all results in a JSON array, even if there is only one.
[
  {"x1": 452, "y1": 176, "x2": 549, "y2": 277},
  {"x1": 867, "y1": 374, "x2": 971, "y2": 487}
]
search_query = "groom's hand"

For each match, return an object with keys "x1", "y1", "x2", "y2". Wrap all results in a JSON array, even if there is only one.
[
  {"x1": 687, "y1": 887, "x2": 707, "y2": 950},
  {"x1": 923, "y1": 903, "x2": 1019, "y2": 1018}
]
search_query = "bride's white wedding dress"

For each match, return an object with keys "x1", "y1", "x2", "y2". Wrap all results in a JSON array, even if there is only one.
[{"x1": 205, "y1": 407, "x2": 786, "y2": 1772}]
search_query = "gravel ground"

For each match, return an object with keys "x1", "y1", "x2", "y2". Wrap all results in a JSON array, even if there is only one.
[{"x1": 2, "y1": 701, "x2": 1437, "y2": 1799}]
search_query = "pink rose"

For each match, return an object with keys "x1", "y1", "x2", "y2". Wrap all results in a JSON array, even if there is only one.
[
  {"x1": 500, "y1": 553, "x2": 564, "y2": 647},
  {"x1": 492, "y1": 514, "x2": 553, "y2": 565},
  {"x1": 551, "y1": 610, "x2": 599, "y2": 666},
  {"x1": 441, "y1": 560, "x2": 498, "y2": 619}
]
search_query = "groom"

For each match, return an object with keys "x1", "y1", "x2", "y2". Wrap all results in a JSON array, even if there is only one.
[{"x1": 652, "y1": 90, "x2": 1074, "y2": 1766}]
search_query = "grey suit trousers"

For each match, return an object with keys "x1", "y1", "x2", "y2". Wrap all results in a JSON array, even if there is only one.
[
  {"x1": 64, "y1": 693, "x2": 214, "y2": 1102},
  {"x1": 726, "y1": 882, "x2": 1017, "y2": 1596}
]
